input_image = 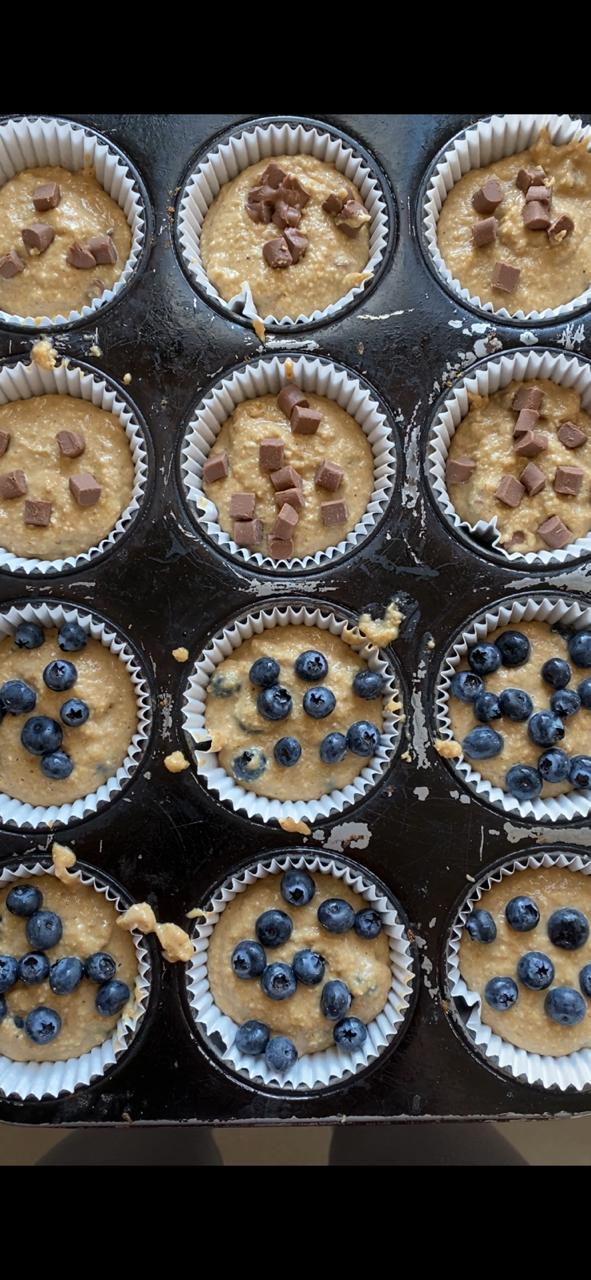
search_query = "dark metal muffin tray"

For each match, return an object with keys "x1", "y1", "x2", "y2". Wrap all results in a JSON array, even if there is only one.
[{"x1": 1, "y1": 112, "x2": 591, "y2": 1126}]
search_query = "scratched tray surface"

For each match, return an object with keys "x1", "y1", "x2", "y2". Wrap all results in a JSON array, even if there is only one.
[{"x1": 1, "y1": 112, "x2": 591, "y2": 1126}]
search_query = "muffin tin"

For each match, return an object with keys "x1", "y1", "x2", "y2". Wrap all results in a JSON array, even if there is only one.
[{"x1": 1, "y1": 113, "x2": 591, "y2": 1126}]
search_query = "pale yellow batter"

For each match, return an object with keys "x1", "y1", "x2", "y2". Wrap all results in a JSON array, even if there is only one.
[
  {"x1": 0, "y1": 875, "x2": 137, "y2": 1062},
  {"x1": 203, "y1": 392, "x2": 374, "y2": 557},
  {"x1": 447, "y1": 379, "x2": 591, "y2": 553},
  {"x1": 437, "y1": 131, "x2": 591, "y2": 313},
  {"x1": 0, "y1": 396, "x2": 134, "y2": 560},
  {"x1": 0, "y1": 166, "x2": 131, "y2": 319},
  {"x1": 0, "y1": 627, "x2": 138, "y2": 805},
  {"x1": 208, "y1": 873, "x2": 390, "y2": 1054},
  {"x1": 204, "y1": 625, "x2": 385, "y2": 802},
  {"x1": 460, "y1": 867, "x2": 591, "y2": 1056},
  {"x1": 201, "y1": 155, "x2": 370, "y2": 319}
]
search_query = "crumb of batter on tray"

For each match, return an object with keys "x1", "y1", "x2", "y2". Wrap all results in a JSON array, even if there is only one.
[
  {"x1": 427, "y1": 638, "x2": 435, "y2": 650},
  {"x1": 400, "y1": 750, "x2": 412, "y2": 762},
  {"x1": 123, "y1": 372, "x2": 132, "y2": 385},
  {"x1": 279, "y1": 816, "x2": 311, "y2": 836},
  {"x1": 164, "y1": 750, "x2": 191, "y2": 773},
  {"x1": 117, "y1": 901, "x2": 194, "y2": 963},
  {"x1": 357, "y1": 602, "x2": 404, "y2": 646},
  {"x1": 435, "y1": 737, "x2": 462, "y2": 759},
  {"x1": 252, "y1": 316, "x2": 266, "y2": 343},
  {"x1": 172, "y1": 646, "x2": 189, "y2": 662},
  {"x1": 89, "y1": 343, "x2": 102, "y2": 358},
  {"x1": 31, "y1": 337, "x2": 58, "y2": 370},
  {"x1": 51, "y1": 841, "x2": 77, "y2": 884}
]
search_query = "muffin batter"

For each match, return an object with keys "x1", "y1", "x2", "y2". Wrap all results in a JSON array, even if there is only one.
[
  {"x1": 208, "y1": 873, "x2": 391, "y2": 1054},
  {"x1": 460, "y1": 867, "x2": 591, "y2": 1056},
  {"x1": 0, "y1": 166, "x2": 131, "y2": 319},
  {"x1": 437, "y1": 130, "x2": 591, "y2": 313},
  {"x1": 200, "y1": 155, "x2": 370, "y2": 319},
  {"x1": 0, "y1": 395, "x2": 135, "y2": 560}
]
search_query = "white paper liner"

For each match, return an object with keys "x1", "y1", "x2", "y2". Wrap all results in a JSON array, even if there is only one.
[
  {"x1": 0, "y1": 357, "x2": 149, "y2": 575},
  {"x1": 0, "y1": 601, "x2": 152, "y2": 830},
  {"x1": 187, "y1": 852, "x2": 415, "y2": 1091},
  {"x1": 180, "y1": 355, "x2": 396, "y2": 571},
  {"x1": 428, "y1": 349, "x2": 591, "y2": 567},
  {"x1": 435, "y1": 594, "x2": 591, "y2": 822},
  {"x1": 0, "y1": 858, "x2": 151, "y2": 1100},
  {"x1": 177, "y1": 119, "x2": 389, "y2": 329},
  {"x1": 447, "y1": 849, "x2": 591, "y2": 1092},
  {"x1": 422, "y1": 113, "x2": 591, "y2": 323},
  {"x1": 182, "y1": 603, "x2": 401, "y2": 826},
  {"x1": 0, "y1": 115, "x2": 146, "y2": 329}
]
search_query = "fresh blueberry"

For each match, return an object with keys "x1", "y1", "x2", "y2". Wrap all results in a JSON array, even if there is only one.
[
  {"x1": 551, "y1": 689, "x2": 581, "y2": 717},
  {"x1": 506, "y1": 765, "x2": 542, "y2": 801},
  {"x1": 234, "y1": 1020, "x2": 270, "y2": 1056},
  {"x1": 495, "y1": 631, "x2": 530, "y2": 667},
  {"x1": 484, "y1": 976, "x2": 519, "y2": 1011},
  {"x1": 541, "y1": 658, "x2": 571, "y2": 689},
  {"x1": 354, "y1": 908, "x2": 383, "y2": 939},
  {"x1": 321, "y1": 979, "x2": 352, "y2": 1020},
  {"x1": 318, "y1": 899, "x2": 355, "y2": 934},
  {"x1": 21, "y1": 716, "x2": 63, "y2": 756},
  {"x1": 293, "y1": 949, "x2": 325, "y2": 986},
  {"x1": 231, "y1": 747, "x2": 267, "y2": 783},
  {"x1": 0, "y1": 955, "x2": 18, "y2": 993},
  {"x1": 346, "y1": 721, "x2": 380, "y2": 757},
  {"x1": 528, "y1": 712, "x2": 565, "y2": 748},
  {"x1": 260, "y1": 962, "x2": 296, "y2": 1001},
  {"x1": 517, "y1": 951, "x2": 555, "y2": 990},
  {"x1": 57, "y1": 621, "x2": 87, "y2": 652},
  {"x1": 568, "y1": 632, "x2": 591, "y2": 668},
  {"x1": 6, "y1": 884, "x2": 42, "y2": 917},
  {"x1": 41, "y1": 751, "x2": 73, "y2": 780},
  {"x1": 85, "y1": 952, "x2": 117, "y2": 984},
  {"x1": 295, "y1": 650, "x2": 328, "y2": 682},
  {"x1": 273, "y1": 736, "x2": 301, "y2": 768},
  {"x1": 303, "y1": 687, "x2": 336, "y2": 719},
  {"x1": 468, "y1": 643, "x2": 502, "y2": 676},
  {"x1": 465, "y1": 909, "x2": 497, "y2": 943},
  {"x1": 450, "y1": 671, "x2": 484, "y2": 703},
  {"x1": 43, "y1": 660, "x2": 77, "y2": 692},
  {"x1": 231, "y1": 940, "x2": 266, "y2": 979},
  {"x1": 18, "y1": 953, "x2": 50, "y2": 985},
  {"x1": 547, "y1": 907, "x2": 589, "y2": 950},
  {"x1": 538, "y1": 749, "x2": 570, "y2": 783},
  {"x1": 462, "y1": 727, "x2": 503, "y2": 760},
  {"x1": 474, "y1": 692, "x2": 502, "y2": 723},
  {"x1": 257, "y1": 685, "x2": 293, "y2": 721},
  {"x1": 352, "y1": 670, "x2": 385, "y2": 699},
  {"x1": 210, "y1": 672, "x2": 241, "y2": 698},
  {"x1": 280, "y1": 869, "x2": 315, "y2": 908},
  {"x1": 498, "y1": 688, "x2": 533, "y2": 722},
  {"x1": 319, "y1": 732, "x2": 348, "y2": 764},
  {"x1": 544, "y1": 986, "x2": 586, "y2": 1026},
  {"x1": 265, "y1": 1035, "x2": 298, "y2": 1073},
  {"x1": 569, "y1": 756, "x2": 591, "y2": 790},
  {"x1": 26, "y1": 910, "x2": 63, "y2": 950},
  {"x1": 0, "y1": 997, "x2": 5, "y2": 1022},
  {"x1": 24, "y1": 1006, "x2": 61, "y2": 1045},
  {"x1": 95, "y1": 979, "x2": 130, "y2": 1016},
  {"x1": 578, "y1": 678, "x2": 591, "y2": 709},
  {"x1": 0, "y1": 679, "x2": 36, "y2": 714},
  {"x1": 249, "y1": 657, "x2": 280, "y2": 688},
  {"x1": 505, "y1": 896, "x2": 540, "y2": 932},
  {"x1": 60, "y1": 698, "x2": 89, "y2": 727},
  {"x1": 49, "y1": 956, "x2": 83, "y2": 995},
  {"x1": 579, "y1": 965, "x2": 591, "y2": 998},
  {"x1": 14, "y1": 622, "x2": 44, "y2": 650},
  {"x1": 333, "y1": 1017, "x2": 368, "y2": 1050},
  {"x1": 255, "y1": 909, "x2": 292, "y2": 949}
]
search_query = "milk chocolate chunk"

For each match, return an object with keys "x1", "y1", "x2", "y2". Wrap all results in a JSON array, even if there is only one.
[
  {"x1": 203, "y1": 451, "x2": 229, "y2": 483},
  {"x1": 229, "y1": 492, "x2": 256, "y2": 520},
  {"x1": 558, "y1": 421, "x2": 587, "y2": 449},
  {"x1": 262, "y1": 237, "x2": 292, "y2": 269},
  {"x1": 548, "y1": 214, "x2": 575, "y2": 243},
  {"x1": 335, "y1": 200, "x2": 371, "y2": 236},
  {"x1": 21, "y1": 223, "x2": 55, "y2": 254},
  {"x1": 554, "y1": 465, "x2": 584, "y2": 496},
  {"x1": 271, "y1": 465, "x2": 303, "y2": 492},
  {"x1": 516, "y1": 166, "x2": 546, "y2": 192},
  {"x1": 291, "y1": 405, "x2": 321, "y2": 435},
  {"x1": 268, "y1": 535, "x2": 294, "y2": 559},
  {"x1": 491, "y1": 261, "x2": 520, "y2": 292},
  {"x1": 283, "y1": 228, "x2": 309, "y2": 264},
  {"x1": 525, "y1": 185, "x2": 552, "y2": 205},
  {"x1": 446, "y1": 456, "x2": 476, "y2": 485},
  {"x1": 277, "y1": 384, "x2": 308, "y2": 417},
  {"x1": 0, "y1": 431, "x2": 11, "y2": 457},
  {"x1": 69, "y1": 472, "x2": 102, "y2": 508},
  {"x1": 472, "y1": 178, "x2": 504, "y2": 214},
  {"x1": 272, "y1": 502, "x2": 299, "y2": 541},
  {"x1": 67, "y1": 241, "x2": 96, "y2": 270},
  {"x1": 86, "y1": 234, "x2": 118, "y2": 266},
  {"x1": 233, "y1": 517, "x2": 263, "y2": 546},
  {"x1": 281, "y1": 175, "x2": 311, "y2": 208},
  {"x1": 259, "y1": 438, "x2": 285, "y2": 472},
  {"x1": 322, "y1": 193, "x2": 344, "y2": 214},
  {"x1": 514, "y1": 430, "x2": 548, "y2": 458},
  {"x1": 321, "y1": 499, "x2": 348, "y2": 526},
  {"x1": 272, "y1": 202, "x2": 301, "y2": 231},
  {"x1": 24, "y1": 499, "x2": 52, "y2": 527},
  {"x1": 472, "y1": 216, "x2": 497, "y2": 247},
  {"x1": 32, "y1": 182, "x2": 60, "y2": 212},
  {"x1": 274, "y1": 486, "x2": 304, "y2": 511},
  {"x1": 511, "y1": 385, "x2": 544, "y2": 413},
  {"x1": 248, "y1": 184, "x2": 278, "y2": 206},
  {"x1": 523, "y1": 201, "x2": 551, "y2": 231},
  {"x1": 0, "y1": 470, "x2": 27, "y2": 498},
  {"x1": 315, "y1": 460, "x2": 344, "y2": 491},
  {"x1": 537, "y1": 514, "x2": 573, "y2": 549},
  {"x1": 0, "y1": 250, "x2": 24, "y2": 279},
  {"x1": 246, "y1": 199, "x2": 273, "y2": 225},
  {"x1": 56, "y1": 430, "x2": 85, "y2": 459},
  {"x1": 520, "y1": 462, "x2": 546, "y2": 496},
  {"x1": 495, "y1": 474, "x2": 525, "y2": 508},
  {"x1": 259, "y1": 163, "x2": 287, "y2": 190},
  {"x1": 514, "y1": 407, "x2": 540, "y2": 438}
]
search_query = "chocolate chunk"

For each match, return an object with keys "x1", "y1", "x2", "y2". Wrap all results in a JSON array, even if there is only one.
[
  {"x1": 548, "y1": 214, "x2": 575, "y2": 243},
  {"x1": 233, "y1": 518, "x2": 263, "y2": 546},
  {"x1": 495, "y1": 474, "x2": 525, "y2": 508},
  {"x1": 268, "y1": 535, "x2": 294, "y2": 559},
  {"x1": 56, "y1": 430, "x2": 85, "y2": 459},
  {"x1": 321, "y1": 499, "x2": 349, "y2": 527},
  {"x1": 24, "y1": 499, "x2": 52, "y2": 527},
  {"x1": 291, "y1": 405, "x2": 321, "y2": 436},
  {"x1": 323, "y1": 193, "x2": 344, "y2": 214},
  {"x1": 246, "y1": 186, "x2": 276, "y2": 223},
  {"x1": 259, "y1": 438, "x2": 285, "y2": 472},
  {"x1": 262, "y1": 237, "x2": 292, "y2": 269},
  {"x1": 274, "y1": 486, "x2": 304, "y2": 511},
  {"x1": 537, "y1": 515, "x2": 573, "y2": 549},
  {"x1": 272, "y1": 202, "x2": 301, "y2": 231},
  {"x1": 520, "y1": 462, "x2": 546, "y2": 496},
  {"x1": 259, "y1": 163, "x2": 287, "y2": 190},
  {"x1": 271, "y1": 465, "x2": 303, "y2": 492},
  {"x1": 523, "y1": 201, "x2": 552, "y2": 231},
  {"x1": 514, "y1": 430, "x2": 548, "y2": 458},
  {"x1": 446, "y1": 456, "x2": 476, "y2": 485},
  {"x1": 514, "y1": 407, "x2": 540, "y2": 438},
  {"x1": 472, "y1": 217, "x2": 497, "y2": 247},
  {"x1": 229, "y1": 492, "x2": 256, "y2": 520},
  {"x1": 272, "y1": 502, "x2": 299, "y2": 541},
  {"x1": 283, "y1": 228, "x2": 309, "y2": 263},
  {"x1": 248, "y1": 185, "x2": 278, "y2": 206},
  {"x1": 525, "y1": 185, "x2": 552, "y2": 205},
  {"x1": 86, "y1": 234, "x2": 118, "y2": 266},
  {"x1": 554, "y1": 465, "x2": 584, "y2": 496},
  {"x1": 504, "y1": 529, "x2": 526, "y2": 549},
  {"x1": 472, "y1": 178, "x2": 504, "y2": 214},
  {"x1": 69, "y1": 472, "x2": 102, "y2": 508},
  {"x1": 0, "y1": 431, "x2": 11, "y2": 457},
  {"x1": 558, "y1": 421, "x2": 587, "y2": 450},
  {"x1": 0, "y1": 470, "x2": 27, "y2": 498},
  {"x1": 281, "y1": 175, "x2": 310, "y2": 208},
  {"x1": 516, "y1": 167, "x2": 546, "y2": 192},
  {"x1": 315, "y1": 460, "x2": 344, "y2": 491},
  {"x1": 203, "y1": 451, "x2": 229, "y2": 483},
  {"x1": 277, "y1": 384, "x2": 308, "y2": 417},
  {"x1": 335, "y1": 200, "x2": 371, "y2": 236},
  {"x1": 511, "y1": 385, "x2": 544, "y2": 413},
  {"x1": 21, "y1": 223, "x2": 55, "y2": 254},
  {"x1": 0, "y1": 250, "x2": 24, "y2": 278},
  {"x1": 67, "y1": 241, "x2": 96, "y2": 270},
  {"x1": 491, "y1": 261, "x2": 520, "y2": 292},
  {"x1": 246, "y1": 199, "x2": 273, "y2": 225},
  {"x1": 32, "y1": 182, "x2": 60, "y2": 212}
]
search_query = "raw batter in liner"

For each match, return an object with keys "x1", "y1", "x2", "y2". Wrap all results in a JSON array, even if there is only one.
[
  {"x1": 459, "y1": 867, "x2": 591, "y2": 1056},
  {"x1": 437, "y1": 130, "x2": 591, "y2": 313},
  {"x1": 200, "y1": 155, "x2": 370, "y2": 320},
  {"x1": 208, "y1": 873, "x2": 391, "y2": 1054}
]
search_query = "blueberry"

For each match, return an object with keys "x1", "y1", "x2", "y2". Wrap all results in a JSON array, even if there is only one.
[
  {"x1": 257, "y1": 685, "x2": 293, "y2": 721},
  {"x1": 14, "y1": 622, "x2": 44, "y2": 650},
  {"x1": 273, "y1": 736, "x2": 301, "y2": 768},
  {"x1": 43, "y1": 660, "x2": 77, "y2": 692},
  {"x1": 538, "y1": 749, "x2": 570, "y2": 783},
  {"x1": 354, "y1": 908, "x2": 383, "y2": 939},
  {"x1": 333, "y1": 1017, "x2": 368, "y2": 1050},
  {"x1": 293, "y1": 949, "x2": 325, "y2": 986},
  {"x1": 484, "y1": 976, "x2": 519, "y2": 1011},
  {"x1": 6, "y1": 884, "x2": 42, "y2": 917},
  {"x1": 255, "y1": 909, "x2": 292, "y2": 949},
  {"x1": 0, "y1": 955, "x2": 18, "y2": 993},
  {"x1": 474, "y1": 692, "x2": 502, "y2": 723},
  {"x1": 18, "y1": 952, "x2": 50, "y2": 985},
  {"x1": 231, "y1": 747, "x2": 267, "y2": 783},
  {"x1": 579, "y1": 965, "x2": 591, "y2": 998},
  {"x1": 450, "y1": 671, "x2": 484, "y2": 703},
  {"x1": 498, "y1": 688, "x2": 533, "y2": 722},
  {"x1": 551, "y1": 689, "x2": 581, "y2": 717},
  {"x1": 496, "y1": 631, "x2": 530, "y2": 667},
  {"x1": 468, "y1": 643, "x2": 502, "y2": 676},
  {"x1": 41, "y1": 751, "x2": 73, "y2": 780},
  {"x1": 280, "y1": 870, "x2": 315, "y2": 909},
  {"x1": 21, "y1": 716, "x2": 62, "y2": 757},
  {"x1": 85, "y1": 952, "x2": 117, "y2": 984},
  {"x1": 295, "y1": 650, "x2": 328, "y2": 682},
  {"x1": 528, "y1": 712, "x2": 564, "y2": 748},
  {"x1": 60, "y1": 698, "x2": 89, "y2": 727},
  {"x1": 249, "y1": 657, "x2": 280, "y2": 688},
  {"x1": 568, "y1": 632, "x2": 591, "y2": 668},
  {"x1": 24, "y1": 1006, "x2": 61, "y2": 1045},
  {"x1": 346, "y1": 721, "x2": 380, "y2": 757},
  {"x1": 505, "y1": 896, "x2": 540, "y2": 932},
  {"x1": 506, "y1": 765, "x2": 542, "y2": 801},
  {"x1": 569, "y1": 756, "x2": 591, "y2": 790},
  {"x1": 234, "y1": 1020, "x2": 270, "y2": 1056},
  {"x1": 578, "y1": 678, "x2": 591, "y2": 709},
  {"x1": 260, "y1": 962, "x2": 296, "y2": 1001},
  {"x1": 265, "y1": 1036, "x2": 298, "y2": 1073},
  {"x1": 321, "y1": 979, "x2": 352, "y2": 1021},
  {"x1": 352, "y1": 670, "x2": 385, "y2": 699},
  {"x1": 465, "y1": 909, "x2": 497, "y2": 943},
  {"x1": 517, "y1": 951, "x2": 555, "y2": 990},
  {"x1": 319, "y1": 732, "x2": 348, "y2": 764},
  {"x1": 0, "y1": 998, "x2": 5, "y2": 1022},
  {"x1": 318, "y1": 898, "x2": 355, "y2": 934},
  {"x1": 544, "y1": 986, "x2": 586, "y2": 1026},
  {"x1": 49, "y1": 956, "x2": 83, "y2": 995},
  {"x1": 0, "y1": 680, "x2": 36, "y2": 715},
  {"x1": 462, "y1": 727, "x2": 503, "y2": 760},
  {"x1": 58, "y1": 621, "x2": 87, "y2": 652},
  {"x1": 231, "y1": 940, "x2": 266, "y2": 979},
  {"x1": 26, "y1": 910, "x2": 63, "y2": 950},
  {"x1": 210, "y1": 672, "x2": 241, "y2": 698},
  {"x1": 95, "y1": 979, "x2": 130, "y2": 1016},
  {"x1": 541, "y1": 658, "x2": 571, "y2": 689},
  {"x1": 303, "y1": 687, "x2": 336, "y2": 719},
  {"x1": 547, "y1": 907, "x2": 589, "y2": 950}
]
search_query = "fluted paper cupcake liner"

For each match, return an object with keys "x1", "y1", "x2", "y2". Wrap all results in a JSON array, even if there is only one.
[
  {"x1": 0, "y1": 115, "x2": 146, "y2": 329},
  {"x1": 422, "y1": 113, "x2": 591, "y2": 323},
  {"x1": 177, "y1": 118, "x2": 389, "y2": 329},
  {"x1": 0, "y1": 600, "x2": 152, "y2": 830},
  {"x1": 428, "y1": 348, "x2": 591, "y2": 567},
  {"x1": 0, "y1": 357, "x2": 149, "y2": 574},
  {"x1": 447, "y1": 849, "x2": 591, "y2": 1092},
  {"x1": 0, "y1": 858, "x2": 151, "y2": 1100},
  {"x1": 435, "y1": 594, "x2": 591, "y2": 822},
  {"x1": 187, "y1": 852, "x2": 416, "y2": 1091},
  {"x1": 182, "y1": 603, "x2": 401, "y2": 826},
  {"x1": 180, "y1": 355, "x2": 396, "y2": 571}
]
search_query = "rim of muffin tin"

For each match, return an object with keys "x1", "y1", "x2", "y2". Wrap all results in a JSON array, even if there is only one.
[
  {"x1": 0, "y1": 853, "x2": 154, "y2": 1101},
  {"x1": 417, "y1": 113, "x2": 591, "y2": 328},
  {"x1": 443, "y1": 847, "x2": 591, "y2": 1093},
  {"x1": 425, "y1": 346, "x2": 591, "y2": 572},
  {"x1": 0, "y1": 597, "x2": 154, "y2": 832},
  {"x1": 179, "y1": 595, "x2": 405, "y2": 829},
  {"x1": 0, "y1": 114, "x2": 152, "y2": 333},
  {"x1": 433, "y1": 590, "x2": 591, "y2": 825},
  {"x1": 183, "y1": 848, "x2": 419, "y2": 1096},
  {"x1": 177, "y1": 353, "x2": 399, "y2": 576},
  {"x1": 173, "y1": 114, "x2": 397, "y2": 335},
  {"x1": 0, "y1": 354, "x2": 154, "y2": 577}
]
